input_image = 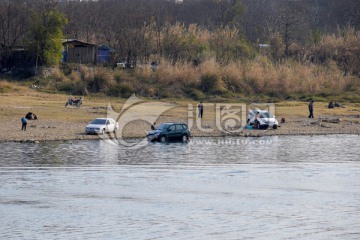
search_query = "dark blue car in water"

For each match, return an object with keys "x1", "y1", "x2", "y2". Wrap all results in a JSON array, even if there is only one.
[{"x1": 147, "y1": 123, "x2": 191, "y2": 142}]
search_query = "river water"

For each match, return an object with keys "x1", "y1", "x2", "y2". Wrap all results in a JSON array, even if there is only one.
[{"x1": 0, "y1": 135, "x2": 360, "y2": 239}]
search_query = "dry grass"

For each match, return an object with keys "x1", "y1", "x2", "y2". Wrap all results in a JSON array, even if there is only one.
[
  {"x1": 49, "y1": 55, "x2": 358, "y2": 101},
  {"x1": 240, "y1": 57, "x2": 352, "y2": 96},
  {"x1": 24, "y1": 28, "x2": 360, "y2": 101},
  {"x1": 1, "y1": 81, "x2": 359, "y2": 122},
  {"x1": 156, "y1": 61, "x2": 199, "y2": 86},
  {"x1": 0, "y1": 81, "x2": 20, "y2": 93},
  {"x1": 130, "y1": 54, "x2": 356, "y2": 99}
]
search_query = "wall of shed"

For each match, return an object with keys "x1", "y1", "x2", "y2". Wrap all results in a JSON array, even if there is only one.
[{"x1": 66, "y1": 46, "x2": 96, "y2": 64}]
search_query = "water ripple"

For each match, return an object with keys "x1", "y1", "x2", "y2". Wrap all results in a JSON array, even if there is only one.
[{"x1": 0, "y1": 135, "x2": 360, "y2": 239}]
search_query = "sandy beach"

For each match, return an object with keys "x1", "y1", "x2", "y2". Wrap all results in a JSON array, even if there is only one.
[{"x1": 1, "y1": 86, "x2": 360, "y2": 142}]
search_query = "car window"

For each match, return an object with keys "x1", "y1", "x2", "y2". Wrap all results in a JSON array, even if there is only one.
[
  {"x1": 175, "y1": 124, "x2": 183, "y2": 131},
  {"x1": 91, "y1": 119, "x2": 106, "y2": 125},
  {"x1": 169, "y1": 125, "x2": 176, "y2": 131},
  {"x1": 262, "y1": 112, "x2": 273, "y2": 118},
  {"x1": 157, "y1": 124, "x2": 170, "y2": 130},
  {"x1": 182, "y1": 124, "x2": 188, "y2": 130}
]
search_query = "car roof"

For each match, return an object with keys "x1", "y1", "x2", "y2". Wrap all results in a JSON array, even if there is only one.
[
  {"x1": 160, "y1": 122, "x2": 186, "y2": 125},
  {"x1": 250, "y1": 109, "x2": 270, "y2": 113},
  {"x1": 93, "y1": 118, "x2": 115, "y2": 121}
]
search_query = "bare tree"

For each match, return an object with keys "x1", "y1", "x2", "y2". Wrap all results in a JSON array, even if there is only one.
[
  {"x1": 273, "y1": 1, "x2": 308, "y2": 57},
  {"x1": 243, "y1": 0, "x2": 273, "y2": 42},
  {"x1": 344, "y1": 0, "x2": 360, "y2": 29},
  {"x1": 0, "y1": 0, "x2": 29, "y2": 69}
]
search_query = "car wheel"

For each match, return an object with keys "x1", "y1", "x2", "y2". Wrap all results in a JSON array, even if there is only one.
[
  {"x1": 182, "y1": 134, "x2": 188, "y2": 142},
  {"x1": 160, "y1": 136, "x2": 167, "y2": 142},
  {"x1": 273, "y1": 124, "x2": 278, "y2": 129},
  {"x1": 256, "y1": 122, "x2": 261, "y2": 129}
]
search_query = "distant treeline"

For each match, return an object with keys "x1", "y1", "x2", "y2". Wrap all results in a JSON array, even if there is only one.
[
  {"x1": 60, "y1": 0, "x2": 360, "y2": 64},
  {"x1": 1, "y1": 0, "x2": 359, "y2": 100},
  {"x1": 1, "y1": 0, "x2": 359, "y2": 64}
]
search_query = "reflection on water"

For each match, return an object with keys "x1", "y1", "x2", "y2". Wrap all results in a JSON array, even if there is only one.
[
  {"x1": 0, "y1": 135, "x2": 360, "y2": 239},
  {"x1": 1, "y1": 135, "x2": 359, "y2": 166}
]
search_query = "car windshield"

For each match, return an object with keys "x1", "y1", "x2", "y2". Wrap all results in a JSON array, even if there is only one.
[
  {"x1": 261, "y1": 112, "x2": 273, "y2": 118},
  {"x1": 91, "y1": 119, "x2": 107, "y2": 125},
  {"x1": 156, "y1": 123, "x2": 171, "y2": 130}
]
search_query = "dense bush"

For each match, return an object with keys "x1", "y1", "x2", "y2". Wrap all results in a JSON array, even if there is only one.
[
  {"x1": 55, "y1": 79, "x2": 87, "y2": 95},
  {"x1": 106, "y1": 82, "x2": 134, "y2": 98},
  {"x1": 87, "y1": 68, "x2": 114, "y2": 92},
  {"x1": 19, "y1": 27, "x2": 359, "y2": 101},
  {"x1": 200, "y1": 73, "x2": 225, "y2": 94},
  {"x1": 60, "y1": 63, "x2": 73, "y2": 76},
  {"x1": 185, "y1": 88, "x2": 206, "y2": 100}
]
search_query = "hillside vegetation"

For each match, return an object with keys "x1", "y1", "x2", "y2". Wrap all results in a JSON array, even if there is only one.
[
  {"x1": 32, "y1": 28, "x2": 360, "y2": 102},
  {"x1": 1, "y1": 0, "x2": 359, "y2": 101}
]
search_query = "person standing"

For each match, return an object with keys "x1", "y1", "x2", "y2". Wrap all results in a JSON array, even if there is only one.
[
  {"x1": 198, "y1": 102, "x2": 204, "y2": 118},
  {"x1": 21, "y1": 116, "x2": 27, "y2": 131},
  {"x1": 151, "y1": 122, "x2": 156, "y2": 130},
  {"x1": 308, "y1": 100, "x2": 314, "y2": 118},
  {"x1": 255, "y1": 111, "x2": 260, "y2": 124}
]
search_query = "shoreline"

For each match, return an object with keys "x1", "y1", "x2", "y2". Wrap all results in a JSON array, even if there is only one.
[
  {"x1": 1, "y1": 87, "x2": 360, "y2": 143},
  {"x1": 1, "y1": 128, "x2": 359, "y2": 144},
  {"x1": 1, "y1": 110, "x2": 360, "y2": 143},
  {"x1": 2, "y1": 132, "x2": 360, "y2": 144}
]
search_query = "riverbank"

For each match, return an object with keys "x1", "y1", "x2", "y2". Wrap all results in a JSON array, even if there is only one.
[{"x1": 1, "y1": 86, "x2": 360, "y2": 142}]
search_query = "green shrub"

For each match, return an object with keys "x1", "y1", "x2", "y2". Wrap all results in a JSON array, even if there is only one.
[
  {"x1": 73, "y1": 80, "x2": 88, "y2": 95},
  {"x1": 157, "y1": 89, "x2": 171, "y2": 99},
  {"x1": 186, "y1": 88, "x2": 206, "y2": 100},
  {"x1": 107, "y1": 83, "x2": 134, "y2": 98},
  {"x1": 56, "y1": 79, "x2": 87, "y2": 95},
  {"x1": 114, "y1": 74, "x2": 122, "y2": 84},
  {"x1": 32, "y1": 77, "x2": 50, "y2": 87},
  {"x1": 88, "y1": 69, "x2": 114, "y2": 92},
  {"x1": 56, "y1": 81, "x2": 74, "y2": 92},
  {"x1": 310, "y1": 96, "x2": 327, "y2": 102},
  {"x1": 60, "y1": 63, "x2": 73, "y2": 76},
  {"x1": 337, "y1": 94, "x2": 360, "y2": 103},
  {"x1": 200, "y1": 73, "x2": 225, "y2": 94}
]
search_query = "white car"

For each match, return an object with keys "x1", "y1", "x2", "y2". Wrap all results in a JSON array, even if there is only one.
[
  {"x1": 85, "y1": 118, "x2": 119, "y2": 134},
  {"x1": 248, "y1": 110, "x2": 278, "y2": 129},
  {"x1": 116, "y1": 62, "x2": 126, "y2": 68}
]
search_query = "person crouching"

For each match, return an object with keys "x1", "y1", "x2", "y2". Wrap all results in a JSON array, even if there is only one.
[{"x1": 21, "y1": 116, "x2": 27, "y2": 131}]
